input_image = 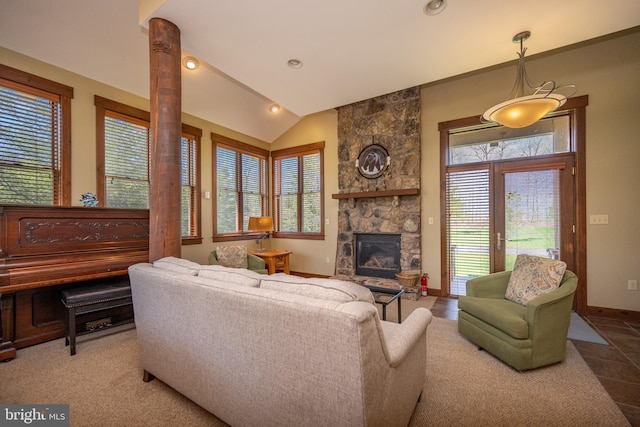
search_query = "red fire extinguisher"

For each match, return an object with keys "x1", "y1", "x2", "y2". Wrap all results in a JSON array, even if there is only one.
[{"x1": 421, "y1": 273, "x2": 428, "y2": 297}]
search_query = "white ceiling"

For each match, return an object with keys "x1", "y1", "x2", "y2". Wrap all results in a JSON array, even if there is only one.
[{"x1": 1, "y1": 0, "x2": 639, "y2": 142}]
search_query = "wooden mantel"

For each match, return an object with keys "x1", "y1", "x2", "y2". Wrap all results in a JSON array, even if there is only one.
[{"x1": 331, "y1": 188, "x2": 419, "y2": 199}]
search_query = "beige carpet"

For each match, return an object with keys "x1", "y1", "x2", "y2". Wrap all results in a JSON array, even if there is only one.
[{"x1": 0, "y1": 296, "x2": 629, "y2": 426}]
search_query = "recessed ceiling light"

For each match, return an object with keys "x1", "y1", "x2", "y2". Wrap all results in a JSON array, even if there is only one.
[
  {"x1": 268, "y1": 103, "x2": 281, "y2": 113},
  {"x1": 182, "y1": 56, "x2": 199, "y2": 70},
  {"x1": 424, "y1": 0, "x2": 446, "y2": 15},
  {"x1": 287, "y1": 59, "x2": 303, "y2": 69}
]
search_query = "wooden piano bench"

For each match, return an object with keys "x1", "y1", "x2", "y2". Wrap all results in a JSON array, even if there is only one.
[{"x1": 61, "y1": 278, "x2": 133, "y2": 356}]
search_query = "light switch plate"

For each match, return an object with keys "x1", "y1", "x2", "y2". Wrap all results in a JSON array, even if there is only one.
[{"x1": 589, "y1": 214, "x2": 609, "y2": 225}]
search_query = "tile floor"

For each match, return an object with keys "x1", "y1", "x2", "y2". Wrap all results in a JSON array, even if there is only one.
[{"x1": 431, "y1": 297, "x2": 640, "y2": 427}]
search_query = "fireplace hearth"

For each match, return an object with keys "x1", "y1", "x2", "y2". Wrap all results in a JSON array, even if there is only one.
[{"x1": 355, "y1": 233, "x2": 401, "y2": 279}]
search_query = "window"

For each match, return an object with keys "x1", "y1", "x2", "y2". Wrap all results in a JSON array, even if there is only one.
[
  {"x1": 272, "y1": 142, "x2": 324, "y2": 240},
  {"x1": 95, "y1": 96, "x2": 202, "y2": 243},
  {"x1": 448, "y1": 116, "x2": 570, "y2": 165},
  {"x1": 212, "y1": 133, "x2": 268, "y2": 241},
  {"x1": 0, "y1": 65, "x2": 72, "y2": 205},
  {"x1": 180, "y1": 125, "x2": 201, "y2": 243}
]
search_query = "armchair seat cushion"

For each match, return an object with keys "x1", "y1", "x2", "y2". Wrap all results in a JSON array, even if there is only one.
[{"x1": 458, "y1": 297, "x2": 528, "y2": 339}]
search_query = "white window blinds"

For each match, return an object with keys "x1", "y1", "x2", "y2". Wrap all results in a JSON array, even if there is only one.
[{"x1": 0, "y1": 82, "x2": 60, "y2": 204}]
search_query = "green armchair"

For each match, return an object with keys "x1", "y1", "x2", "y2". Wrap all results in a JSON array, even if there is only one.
[
  {"x1": 208, "y1": 250, "x2": 268, "y2": 275},
  {"x1": 458, "y1": 269, "x2": 577, "y2": 371}
]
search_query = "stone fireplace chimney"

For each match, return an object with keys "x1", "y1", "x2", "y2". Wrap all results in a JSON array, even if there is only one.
[{"x1": 333, "y1": 87, "x2": 422, "y2": 298}]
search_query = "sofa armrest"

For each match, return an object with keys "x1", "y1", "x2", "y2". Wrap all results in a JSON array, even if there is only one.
[
  {"x1": 466, "y1": 271, "x2": 512, "y2": 298},
  {"x1": 383, "y1": 307, "x2": 432, "y2": 367}
]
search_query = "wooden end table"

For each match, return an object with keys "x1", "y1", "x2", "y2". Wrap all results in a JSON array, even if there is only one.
[{"x1": 249, "y1": 249, "x2": 292, "y2": 274}]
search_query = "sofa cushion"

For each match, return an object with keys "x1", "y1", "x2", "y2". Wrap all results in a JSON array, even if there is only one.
[
  {"x1": 215, "y1": 245, "x2": 248, "y2": 269},
  {"x1": 260, "y1": 275, "x2": 375, "y2": 304},
  {"x1": 198, "y1": 265, "x2": 261, "y2": 287},
  {"x1": 505, "y1": 254, "x2": 567, "y2": 306},
  {"x1": 153, "y1": 256, "x2": 201, "y2": 275},
  {"x1": 458, "y1": 296, "x2": 529, "y2": 339}
]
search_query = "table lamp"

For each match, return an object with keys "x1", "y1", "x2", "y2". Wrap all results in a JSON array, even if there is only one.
[{"x1": 248, "y1": 216, "x2": 274, "y2": 252}]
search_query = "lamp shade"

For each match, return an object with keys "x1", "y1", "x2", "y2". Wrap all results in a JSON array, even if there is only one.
[
  {"x1": 248, "y1": 216, "x2": 274, "y2": 232},
  {"x1": 482, "y1": 94, "x2": 566, "y2": 129}
]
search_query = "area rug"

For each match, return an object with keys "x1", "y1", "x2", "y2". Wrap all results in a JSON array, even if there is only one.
[
  {"x1": 568, "y1": 311, "x2": 609, "y2": 345},
  {"x1": 0, "y1": 316, "x2": 628, "y2": 426}
]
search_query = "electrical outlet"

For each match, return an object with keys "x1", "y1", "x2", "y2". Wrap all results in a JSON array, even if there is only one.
[
  {"x1": 629, "y1": 280, "x2": 638, "y2": 291},
  {"x1": 325, "y1": 256, "x2": 330, "y2": 263}
]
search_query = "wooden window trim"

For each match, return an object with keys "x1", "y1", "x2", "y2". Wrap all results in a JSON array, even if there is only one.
[
  {"x1": 1, "y1": 65, "x2": 73, "y2": 205},
  {"x1": 439, "y1": 95, "x2": 588, "y2": 313},
  {"x1": 212, "y1": 133, "x2": 269, "y2": 242},
  {"x1": 271, "y1": 141, "x2": 325, "y2": 240},
  {"x1": 95, "y1": 95, "x2": 202, "y2": 244},
  {"x1": 182, "y1": 124, "x2": 203, "y2": 245}
]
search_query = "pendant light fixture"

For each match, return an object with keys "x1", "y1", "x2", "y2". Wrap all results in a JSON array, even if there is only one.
[{"x1": 482, "y1": 31, "x2": 576, "y2": 129}]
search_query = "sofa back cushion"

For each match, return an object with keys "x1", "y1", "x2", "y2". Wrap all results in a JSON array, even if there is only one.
[
  {"x1": 260, "y1": 274, "x2": 375, "y2": 304},
  {"x1": 505, "y1": 254, "x2": 567, "y2": 305},
  {"x1": 198, "y1": 265, "x2": 261, "y2": 287},
  {"x1": 153, "y1": 256, "x2": 201, "y2": 275},
  {"x1": 215, "y1": 245, "x2": 248, "y2": 268}
]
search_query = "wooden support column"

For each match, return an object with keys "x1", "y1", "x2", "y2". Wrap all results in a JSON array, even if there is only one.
[{"x1": 148, "y1": 18, "x2": 182, "y2": 262}]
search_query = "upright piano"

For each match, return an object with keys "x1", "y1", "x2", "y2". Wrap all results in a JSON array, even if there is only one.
[{"x1": 0, "y1": 205, "x2": 149, "y2": 360}]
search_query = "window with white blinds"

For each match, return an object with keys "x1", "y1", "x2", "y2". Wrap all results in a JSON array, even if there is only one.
[
  {"x1": 181, "y1": 132, "x2": 199, "y2": 239},
  {"x1": 213, "y1": 134, "x2": 268, "y2": 239},
  {"x1": 95, "y1": 96, "x2": 201, "y2": 242},
  {"x1": 0, "y1": 66, "x2": 72, "y2": 205},
  {"x1": 446, "y1": 168, "x2": 491, "y2": 296},
  {"x1": 104, "y1": 112, "x2": 149, "y2": 208},
  {"x1": 272, "y1": 142, "x2": 324, "y2": 239}
]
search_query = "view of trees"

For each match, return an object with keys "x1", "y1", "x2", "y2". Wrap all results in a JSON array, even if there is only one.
[
  {"x1": 275, "y1": 153, "x2": 321, "y2": 233},
  {"x1": 216, "y1": 147, "x2": 267, "y2": 234},
  {"x1": 0, "y1": 86, "x2": 58, "y2": 205},
  {"x1": 449, "y1": 134, "x2": 556, "y2": 165}
]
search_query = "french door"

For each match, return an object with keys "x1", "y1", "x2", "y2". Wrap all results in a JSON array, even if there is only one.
[
  {"x1": 493, "y1": 155, "x2": 575, "y2": 273},
  {"x1": 446, "y1": 154, "x2": 576, "y2": 296}
]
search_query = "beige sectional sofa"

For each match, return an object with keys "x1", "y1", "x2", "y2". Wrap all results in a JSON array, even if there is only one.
[{"x1": 129, "y1": 257, "x2": 432, "y2": 427}]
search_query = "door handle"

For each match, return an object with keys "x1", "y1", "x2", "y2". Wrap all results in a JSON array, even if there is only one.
[{"x1": 496, "y1": 232, "x2": 506, "y2": 251}]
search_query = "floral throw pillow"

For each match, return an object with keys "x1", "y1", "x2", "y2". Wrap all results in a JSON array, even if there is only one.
[
  {"x1": 215, "y1": 245, "x2": 248, "y2": 269},
  {"x1": 505, "y1": 254, "x2": 567, "y2": 306}
]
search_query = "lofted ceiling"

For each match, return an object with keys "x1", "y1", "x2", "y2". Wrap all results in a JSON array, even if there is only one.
[{"x1": 1, "y1": 0, "x2": 639, "y2": 142}]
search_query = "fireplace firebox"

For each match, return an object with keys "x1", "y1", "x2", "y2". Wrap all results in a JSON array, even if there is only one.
[{"x1": 355, "y1": 233, "x2": 401, "y2": 279}]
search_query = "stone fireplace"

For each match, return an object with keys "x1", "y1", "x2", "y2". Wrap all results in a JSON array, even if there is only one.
[{"x1": 332, "y1": 87, "x2": 422, "y2": 299}]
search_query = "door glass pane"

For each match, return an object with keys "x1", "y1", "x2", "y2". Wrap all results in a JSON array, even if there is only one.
[
  {"x1": 446, "y1": 169, "x2": 491, "y2": 296},
  {"x1": 504, "y1": 169, "x2": 561, "y2": 270}
]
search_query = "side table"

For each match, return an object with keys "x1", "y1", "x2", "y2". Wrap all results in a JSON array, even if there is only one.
[
  {"x1": 249, "y1": 249, "x2": 292, "y2": 274},
  {"x1": 363, "y1": 285, "x2": 404, "y2": 323}
]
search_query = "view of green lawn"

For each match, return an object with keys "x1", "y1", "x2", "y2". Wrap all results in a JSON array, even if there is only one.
[{"x1": 451, "y1": 225, "x2": 556, "y2": 277}]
